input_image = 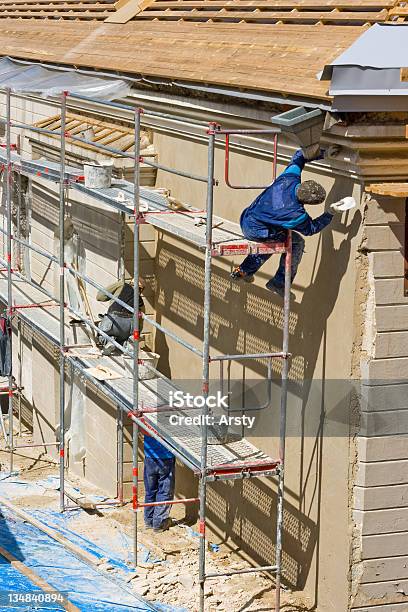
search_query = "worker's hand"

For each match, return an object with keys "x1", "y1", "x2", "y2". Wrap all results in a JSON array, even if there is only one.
[
  {"x1": 330, "y1": 197, "x2": 357, "y2": 214},
  {"x1": 303, "y1": 145, "x2": 325, "y2": 162}
]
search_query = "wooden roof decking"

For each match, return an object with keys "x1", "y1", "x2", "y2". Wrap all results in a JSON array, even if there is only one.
[
  {"x1": 123, "y1": 0, "x2": 397, "y2": 26},
  {"x1": 0, "y1": 0, "x2": 403, "y2": 22},
  {"x1": 0, "y1": 0, "x2": 115, "y2": 20},
  {"x1": 0, "y1": 1, "x2": 403, "y2": 99},
  {"x1": 0, "y1": 20, "x2": 362, "y2": 99}
]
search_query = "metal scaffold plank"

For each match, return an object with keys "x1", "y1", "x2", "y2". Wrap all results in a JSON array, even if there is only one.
[{"x1": 0, "y1": 150, "x2": 287, "y2": 256}]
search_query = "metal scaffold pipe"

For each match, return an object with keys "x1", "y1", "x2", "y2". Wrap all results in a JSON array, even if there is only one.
[
  {"x1": 5, "y1": 88, "x2": 13, "y2": 473},
  {"x1": 275, "y1": 230, "x2": 292, "y2": 612},
  {"x1": 198, "y1": 122, "x2": 217, "y2": 612},
  {"x1": 59, "y1": 91, "x2": 68, "y2": 512},
  {"x1": 132, "y1": 108, "x2": 142, "y2": 569}
]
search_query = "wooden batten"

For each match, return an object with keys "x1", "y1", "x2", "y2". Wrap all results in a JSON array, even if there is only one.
[{"x1": 366, "y1": 183, "x2": 408, "y2": 197}]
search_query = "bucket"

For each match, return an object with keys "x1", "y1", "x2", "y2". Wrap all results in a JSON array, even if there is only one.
[
  {"x1": 83, "y1": 161, "x2": 113, "y2": 189},
  {"x1": 122, "y1": 350, "x2": 159, "y2": 380}
]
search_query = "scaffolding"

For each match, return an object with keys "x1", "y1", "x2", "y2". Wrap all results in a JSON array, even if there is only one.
[{"x1": 0, "y1": 87, "x2": 293, "y2": 612}]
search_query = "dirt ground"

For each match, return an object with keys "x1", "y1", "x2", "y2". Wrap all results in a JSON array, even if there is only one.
[{"x1": 0, "y1": 426, "x2": 312, "y2": 612}]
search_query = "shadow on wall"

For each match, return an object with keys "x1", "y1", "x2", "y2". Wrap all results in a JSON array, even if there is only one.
[
  {"x1": 154, "y1": 195, "x2": 362, "y2": 594},
  {"x1": 31, "y1": 183, "x2": 121, "y2": 260},
  {"x1": 154, "y1": 206, "x2": 361, "y2": 384},
  {"x1": 294, "y1": 185, "x2": 361, "y2": 602},
  {"x1": 207, "y1": 478, "x2": 315, "y2": 590}
]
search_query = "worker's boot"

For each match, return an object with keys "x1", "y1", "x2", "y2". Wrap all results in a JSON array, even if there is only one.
[
  {"x1": 154, "y1": 518, "x2": 172, "y2": 533},
  {"x1": 266, "y1": 279, "x2": 295, "y2": 300},
  {"x1": 230, "y1": 267, "x2": 254, "y2": 283}
]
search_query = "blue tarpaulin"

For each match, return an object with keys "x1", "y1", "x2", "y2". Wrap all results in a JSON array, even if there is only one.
[{"x1": 0, "y1": 474, "x2": 185, "y2": 612}]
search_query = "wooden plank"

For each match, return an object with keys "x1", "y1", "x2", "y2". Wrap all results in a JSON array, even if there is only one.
[
  {"x1": 390, "y1": 6, "x2": 408, "y2": 15},
  {"x1": 134, "y1": 9, "x2": 388, "y2": 22},
  {"x1": 138, "y1": 0, "x2": 396, "y2": 7},
  {"x1": 375, "y1": 331, "x2": 408, "y2": 359},
  {"x1": 367, "y1": 182, "x2": 408, "y2": 197},
  {"x1": 362, "y1": 532, "x2": 408, "y2": 558},
  {"x1": 361, "y1": 555, "x2": 408, "y2": 583},
  {"x1": 105, "y1": 0, "x2": 154, "y2": 23},
  {"x1": 356, "y1": 462, "x2": 408, "y2": 488},
  {"x1": 0, "y1": 543, "x2": 81, "y2": 611},
  {"x1": 0, "y1": 0, "x2": 114, "y2": 4},
  {"x1": 0, "y1": 10, "x2": 112, "y2": 17},
  {"x1": 353, "y1": 587, "x2": 408, "y2": 612},
  {"x1": 0, "y1": 3, "x2": 114, "y2": 10},
  {"x1": 371, "y1": 251, "x2": 404, "y2": 278}
]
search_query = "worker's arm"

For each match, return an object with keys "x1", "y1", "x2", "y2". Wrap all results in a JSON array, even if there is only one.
[
  {"x1": 294, "y1": 211, "x2": 333, "y2": 236},
  {"x1": 280, "y1": 149, "x2": 307, "y2": 178},
  {"x1": 279, "y1": 148, "x2": 324, "y2": 178}
]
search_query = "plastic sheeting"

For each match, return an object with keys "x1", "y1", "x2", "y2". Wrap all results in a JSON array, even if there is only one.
[
  {"x1": 0, "y1": 505, "x2": 153, "y2": 611},
  {"x1": 0, "y1": 57, "x2": 131, "y2": 100},
  {"x1": 0, "y1": 474, "x2": 185, "y2": 612},
  {"x1": 65, "y1": 367, "x2": 87, "y2": 463}
]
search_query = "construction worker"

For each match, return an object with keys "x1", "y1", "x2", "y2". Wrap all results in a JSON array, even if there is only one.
[
  {"x1": 96, "y1": 278, "x2": 145, "y2": 354},
  {"x1": 143, "y1": 429, "x2": 175, "y2": 533},
  {"x1": 231, "y1": 149, "x2": 342, "y2": 297}
]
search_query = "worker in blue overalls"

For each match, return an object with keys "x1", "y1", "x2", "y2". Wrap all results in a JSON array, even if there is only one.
[
  {"x1": 231, "y1": 149, "x2": 335, "y2": 297},
  {"x1": 143, "y1": 431, "x2": 175, "y2": 532}
]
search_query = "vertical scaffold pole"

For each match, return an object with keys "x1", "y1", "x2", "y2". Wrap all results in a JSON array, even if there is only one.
[
  {"x1": 275, "y1": 230, "x2": 292, "y2": 612},
  {"x1": 198, "y1": 122, "x2": 217, "y2": 612},
  {"x1": 132, "y1": 108, "x2": 142, "y2": 568},
  {"x1": 59, "y1": 91, "x2": 68, "y2": 512},
  {"x1": 5, "y1": 87, "x2": 14, "y2": 474},
  {"x1": 117, "y1": 406, "x2": 124, "y2": 504}
]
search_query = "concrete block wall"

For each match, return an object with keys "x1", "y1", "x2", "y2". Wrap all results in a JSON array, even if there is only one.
[
  {"x1": 31, "y1": 331, "x2": 59, "y2": 457},
  {"x1": 11, "y1": 320, "x2": 33, "y2": 428},
  {"x1": 29, "y1": 177, "x2": 123, "y2": 314},
  {"x1": 83, "y1": 383, "x2": 133, "y2": 497},
  {"x1": 351, "y1": 194, "x2": 408, "y2": 611}
]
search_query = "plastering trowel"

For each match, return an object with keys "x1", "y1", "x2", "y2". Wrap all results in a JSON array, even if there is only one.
[{"x1": 330, "y1": 196, "x2": 357, "y2": 213}]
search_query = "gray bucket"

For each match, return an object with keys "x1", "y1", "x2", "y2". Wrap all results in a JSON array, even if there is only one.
[{"x1": 83, "y1": 162, "x2": 113, "y2": 189}]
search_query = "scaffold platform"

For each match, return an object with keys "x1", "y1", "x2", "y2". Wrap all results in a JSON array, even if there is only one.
[
  {"x1": 0, "y1": 273, "x2": 279, "y2": 481},
  {"x1": 0, "y1": 151, "x2": 286, "y2": 257}
]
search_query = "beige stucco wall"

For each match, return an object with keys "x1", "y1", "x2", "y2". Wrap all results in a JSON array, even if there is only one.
[
  {"x1": 151, "y1": 131, "x2": 364, "y2": 611},
  {"x1": 2, "y1": 90, "x2": 396, "y2": 611}
]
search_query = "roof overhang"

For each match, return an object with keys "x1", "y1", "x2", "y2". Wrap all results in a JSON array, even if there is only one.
[{"x1": 320, "y1": 24, "x2": 408, "y2": 112}]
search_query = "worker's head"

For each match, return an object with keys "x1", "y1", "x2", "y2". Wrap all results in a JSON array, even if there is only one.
[
  {"x1": 297, "y1": 180, "x2": 326, "y2": 205},
  {"x1": 129, "y1": 277, "x2": 146, "y2": 291}
]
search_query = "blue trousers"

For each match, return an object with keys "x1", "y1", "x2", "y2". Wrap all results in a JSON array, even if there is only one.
[
  {"x1": 144, "y1": 457, "x2": 175, "y2": 528},
  {"x1": 239, "y1": 225, "x2": 305, "y2": 287}
]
